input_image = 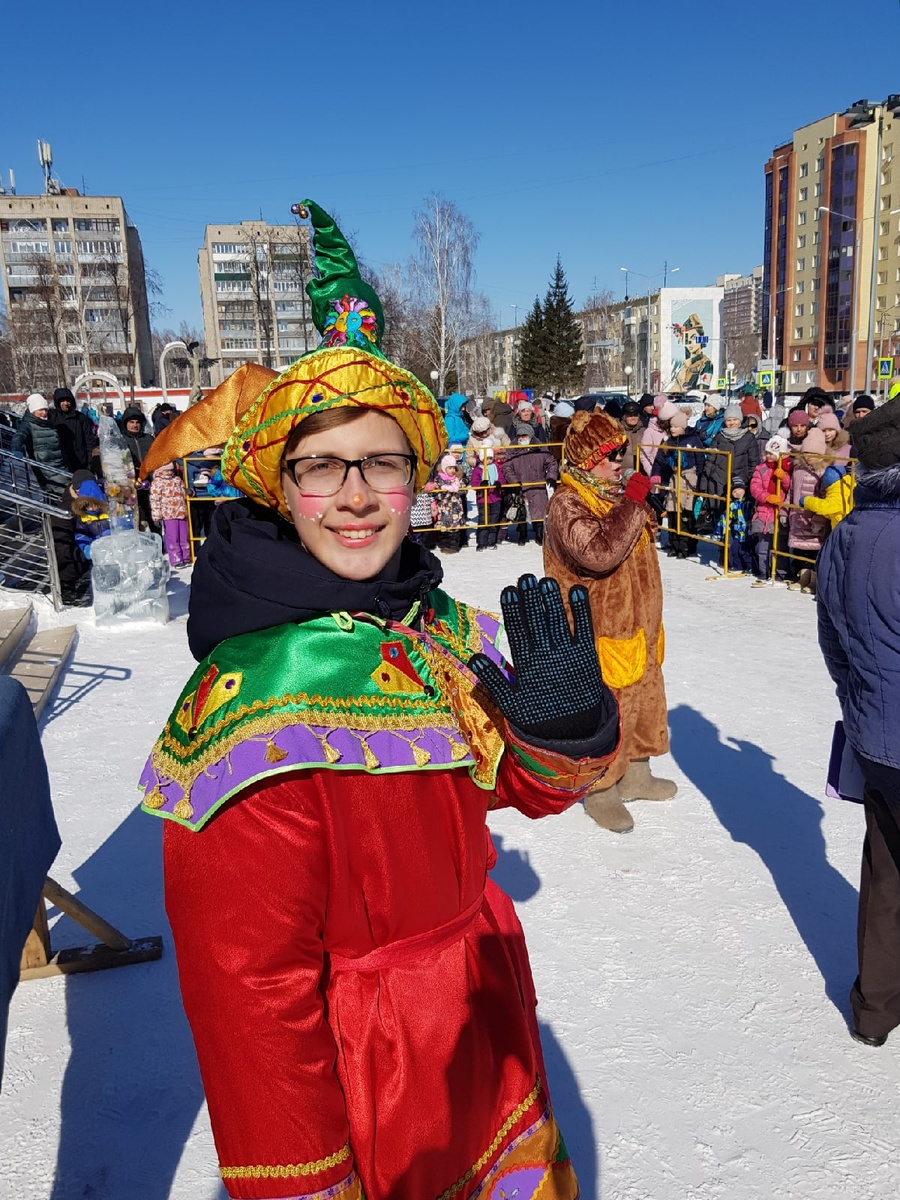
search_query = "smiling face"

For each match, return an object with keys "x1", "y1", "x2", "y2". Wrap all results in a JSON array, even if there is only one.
[{"x1": 281, "y1": 409, "x2": 415, "y2": 581}]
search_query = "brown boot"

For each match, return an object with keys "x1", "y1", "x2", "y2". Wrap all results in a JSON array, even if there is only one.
[
  {"x1": 618, "y1": 758, "x2": 677, "y2": 802},
  {"x1": 584, "y1": 781, "x2": 634, "y2": 833}
]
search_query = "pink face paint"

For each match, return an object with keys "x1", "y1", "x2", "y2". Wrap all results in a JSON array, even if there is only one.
[
  {"x1": 383, "y1": 488, "x2": 412, "y2": 516},
  {"x1": 294, "y1": 494, "x2": 325, "y2": 521}
]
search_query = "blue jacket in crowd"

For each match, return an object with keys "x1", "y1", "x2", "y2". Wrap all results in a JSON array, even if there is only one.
[
  {"x1": 817, "y1": 464, "x2": 900, "y2": 770},
  {"x1": 442, "y1": 394, "x2": 471, "y2": 446}
]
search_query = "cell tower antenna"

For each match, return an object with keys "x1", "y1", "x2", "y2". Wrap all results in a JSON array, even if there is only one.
[{"x1": 8, "y1": 168, "x2": 16, "y2": 195}]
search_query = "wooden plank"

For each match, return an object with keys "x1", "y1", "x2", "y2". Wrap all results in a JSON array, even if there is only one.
[
  {"x1": 19, "y1": 935, "x2": 163, "y2": 982},
  {"x1": 8, "y1": 625, "x2": 77, "y2": 719},
  {"x1": 0, "y1": 605, "x2": 31, "y2": 672},
  {"x1": 19, "y1": 900, "x2": 51, "y2": 972},
  {"x1": 42, "y1": 877, "x2": 131, "y2": 952}
]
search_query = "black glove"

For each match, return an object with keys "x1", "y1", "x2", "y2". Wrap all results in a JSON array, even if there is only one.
[{"x1": 469, "y1": 574, "x2": 612, "y2": 743}]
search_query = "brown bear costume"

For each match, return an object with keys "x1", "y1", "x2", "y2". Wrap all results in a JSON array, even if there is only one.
[{"x1": 543, "y1": 409, "x2": 675, "y2": 832}]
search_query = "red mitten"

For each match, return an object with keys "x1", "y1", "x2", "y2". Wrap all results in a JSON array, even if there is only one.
[{"x1": 624, "y1": 473, "x2": 652, "y2": 505}]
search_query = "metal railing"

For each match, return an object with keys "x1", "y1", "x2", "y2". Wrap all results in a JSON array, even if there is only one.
[{"x1": 0, "y1": 447, "x2": 73, "y2": 610}]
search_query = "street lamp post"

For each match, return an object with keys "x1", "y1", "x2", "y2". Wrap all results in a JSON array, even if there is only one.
[
  {"x1": 819, "y1": 205, "x2": 861, "y2": 398},
  {"x1": 726, "y1": 362, "x2": 735, "y2": 398},
  {"x1": 624, "y1": 363, "x2": 633, "y2": 394},
  {"x1": 510, "y1": 304, "x2": 519, "y2": 393},
  {"x1": 621, "y1": 265, "x2": 679, "y2": 394}
]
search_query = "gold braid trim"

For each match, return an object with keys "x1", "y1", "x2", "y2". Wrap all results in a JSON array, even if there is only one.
[
  {"x1": 220, "y1": 1142, "x2": 351, "y2": 1180},
  {"x1": 437, "y1": 1079, "x2": 543, "y2": 1200}
]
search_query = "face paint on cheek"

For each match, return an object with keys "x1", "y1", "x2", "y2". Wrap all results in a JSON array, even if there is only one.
[
  {"x1": 294, "y1": 494, "x2": 325, "y2": 521},
  {"x1": 384, "y1": 488, "x2": 413, "y2": 517}
]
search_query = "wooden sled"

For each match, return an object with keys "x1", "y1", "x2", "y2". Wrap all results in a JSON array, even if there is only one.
[{"x1": 19, "y1": 876, "x2": 162, "y2": 982}]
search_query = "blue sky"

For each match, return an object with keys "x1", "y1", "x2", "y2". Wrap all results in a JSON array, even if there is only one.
[{"x1": 6, "y1": 0, "x2": 899, "y2": 333}]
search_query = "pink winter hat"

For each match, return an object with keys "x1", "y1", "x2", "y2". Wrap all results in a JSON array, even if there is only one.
[
  {"x1": 656, "y1": 400, "x2": 681, "y2": 422},
  {"x1": 668, "y1": 409, "x2": 689, "y2": 433},
  {"x1": 800, "y1": 429, "x2": 827, "y2": 455},
  {"x1": 788, "y1": 410, "x2": 811, "y2": 428},
  {"x1": 815, "y1": 412, "x2": 841, "y2": 432}
]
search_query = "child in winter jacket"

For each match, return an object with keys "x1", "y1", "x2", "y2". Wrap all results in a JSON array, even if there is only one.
[
  {"x1": 750, "y1": 435, "x2": 792, "y2": 583},
  {"x1": 802, "y1": 459, "x2": 855, "y2": 530},
  {"x1": 714, "y1": 475, "x2": 753, "y2": 573},
  {"x1": 149, "y1": 461, "x2": 190, "y2": 568},
  {"x1": 470, "y1": 448, "x2": 505, "y2": 549},
  {"x1": 424, "y1": 453, "x2": 466, "y2": 552},
  {"x1": 67, "y1": 470, "x2": 111, "y2": 560}
]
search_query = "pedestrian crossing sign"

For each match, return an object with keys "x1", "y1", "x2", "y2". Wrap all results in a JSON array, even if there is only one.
[
  {"x1": 878, "y1": 357, "x2": 893, "y2": 379},
  {"x1": 717, "y1": 377, "x2": 727, "y2": 390},
  {"x1": 759, "y1": 370, "x2": 773, "y2": 388}
]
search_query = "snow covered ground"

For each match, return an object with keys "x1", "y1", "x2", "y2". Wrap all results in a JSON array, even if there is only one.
[{"x1": 2, "y1": 544, "x2": 899, "y2": 1200}]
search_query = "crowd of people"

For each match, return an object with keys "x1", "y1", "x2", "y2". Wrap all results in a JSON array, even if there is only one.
[
  {"x1": 1, "y1": 391, "x2": 239, "y2": 601},
  {"x1": 418, "y1": 383, "x2": 876, "y2": 597}
]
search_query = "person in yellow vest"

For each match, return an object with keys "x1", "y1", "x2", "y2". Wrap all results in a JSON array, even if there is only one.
[{"x1": 543, "y1": 409, "x2": 675, "y2": 832}]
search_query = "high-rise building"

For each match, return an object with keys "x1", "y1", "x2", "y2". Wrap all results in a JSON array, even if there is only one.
[
  {"x1": 0, "y1": 190, "x2": 154, "y2": 393},
  {"x1": 718, "y1": 268, "x2": 763, "y2": 381},
  {"x1": 763, "y1": 100, "x2": 900, "y2": 396},
  {"x1": 198, "y1": 221, "x2": 315, "y2": 385}
]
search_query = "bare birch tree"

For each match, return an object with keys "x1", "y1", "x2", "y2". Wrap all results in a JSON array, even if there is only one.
[{"x1": 411, "y1": 194, "x2": 479, "y2": 395}]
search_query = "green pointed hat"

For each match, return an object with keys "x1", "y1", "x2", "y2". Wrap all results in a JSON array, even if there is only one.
[{"x1": 292, "y1": 199, "x2": 385, "y2": 353}]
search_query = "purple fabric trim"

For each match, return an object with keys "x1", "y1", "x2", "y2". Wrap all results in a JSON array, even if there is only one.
[
  {"x1": 269, "y1": 1172, "x2": 357, "y2": 1200},
  {"x1": 141, "y1": 722, "x2": 475, "y2": 827}
]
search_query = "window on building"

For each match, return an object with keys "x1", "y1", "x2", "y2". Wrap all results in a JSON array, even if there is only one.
[
  {"x1": 813, "y1": 255, "x2": 821, "y2": 269},
  {"x1": 816, "y1": 157, "x2": 825, "y2": 172},
  {"x1": 798, "y1": 211, "x2": 807, "y2": 226},
  {"x1": 790, "y1": 371, "x2": 801, "y2": 385},
  {"x1": 879, "y1": 270, "x2": 889, "y2": 285},
  {"x1": 795, "y1": 326, "x2": 804, "y2": 339},
  {"x1": 881, "y1": 194, "x2": 892, "y2": 211},
  {"x1": 809, "y1": 348, "x2": 818, "y2": 362},
  {"x1": 799, "y1": 187, "x2": 808, "y2": 202},
  {"x1": 884, "y1": 170, "x2": 892, "y2": 187},
  {"x1": 793, "y1": 349, "x2": 802, "y2": 362},
  {"x1": 797, "y1": 234, "x2": 807, "y2": 249},
  {"x1": 815, "y1": 182, "x2": 823, "y2": 197},
  {"x1": 795, "y1": 303, "x2": 804, "y2": 317},
  {"x1": 813, "y1": 230, "x2": 821, "y2": 244},
  {"x1": 8, "y1": 240, "x2": 50, "y2": 254},
  {"x1": 877, "y1": 295, "x2": 887, "y2": 309},
  {"x1": 1, "y1": 218, "x2": 47, "y2": 232},
  {"x1": 881, "y1": 221, "x2": 890, "y2": 237},
  {"x1": 796, "y1": 257, "x2": 806, "y2": 272},
  {"x1": 811, "y1": 301, "x2": 819, "y2": 315},
  {"x1": 53, "y1": 239, "x2": 71, "y2": 255},
  {"x1": 879, "y1": 246, "x2": 888, "y2": 261},
  {"x1": 51, "y1": 218, "x2": 69, "y2": 232},
  {"x1": 796, "y1": 280, "x2": 805, "y2": 294},
  {"x1": 800, "y1": 162, "x2": 809, "y2": 177}
]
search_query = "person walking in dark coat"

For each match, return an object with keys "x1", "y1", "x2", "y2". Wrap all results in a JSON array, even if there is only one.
[
  {"x1": 52, "y1": 387, "x2": 99, "y2": 475},
  {"x1": 816, "y1": 394, "x2": 900, "y2": 1047}
]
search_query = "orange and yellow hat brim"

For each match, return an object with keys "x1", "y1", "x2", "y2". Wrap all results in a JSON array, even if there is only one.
[{"x1": 221, "y1": 346, "x2": 445, "y2": 519}]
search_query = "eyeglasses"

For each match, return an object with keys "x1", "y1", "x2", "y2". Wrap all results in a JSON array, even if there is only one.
[
  {"x1": 607, "y1": 446, "x2": 628, "y2": 462},
  {"x1": 282, "y1": 453, "x2": 417, "y2": 496}
]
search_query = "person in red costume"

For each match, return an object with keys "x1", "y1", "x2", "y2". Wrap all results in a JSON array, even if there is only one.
[{"x1": 139, "y1": 201, "x2": 619, "y2": 1200}]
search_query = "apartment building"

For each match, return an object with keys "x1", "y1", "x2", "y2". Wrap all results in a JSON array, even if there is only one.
[
  {"x1": 0, "y1": 191, "x2": 154, "y2": 393},
  {"x1": 198, "y1": 221, "x2": 315, "y2": 385},
  {"x1": 764, "y1": 100, "x2": 900, "y2": 396},
  {"x1": 718, "y1": 268, "x2": 763, "y2": 380}
]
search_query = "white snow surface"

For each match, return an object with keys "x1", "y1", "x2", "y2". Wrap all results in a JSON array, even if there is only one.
[{"x1": 2, "y1": 548, "x2": 899, "y2": 1200}]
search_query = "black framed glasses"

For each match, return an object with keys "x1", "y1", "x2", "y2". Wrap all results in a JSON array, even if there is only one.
[
  {"x1": 282, "y1": 453, "x2": 417, "y2": 496},
  {"x1": 607, "y1": 446, "x2": 628, "y2": 462}
]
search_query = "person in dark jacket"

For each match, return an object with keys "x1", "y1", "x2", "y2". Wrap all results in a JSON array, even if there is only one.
[
  {"x1": 638, "y1": 393, "x2": 656, "y2": 428},
  {"x1": 119, "y1": 407, "x2": 157, "y2": 532},
  {"x1": 694, "y1": 394, "x2": 725, "y2": 447},
  {"x1": 699, "y1": 404, "x2": 760, "y2": 503},
  {"x1": 548, "y1": 400, "x2": 574, "y2": 464},
  {"x1": 620, "y1": 400, "x2": 644, "y2": 472},
  {"x1": 481, "y1": 396, "x2": 514, "y2": 436},
  {"x1": 12, "y1": 395, "x2": 70, "y2": 502},
  {"x1": 816, "y1": 394, "x2": 900, "y2": 1047},
  {"x1": 52, "y1": 387, "x2": 99, "y2": 475},
  {"x1": 501, "y1": 423, "x2": 559, "y2": 545},
  {"x1": 151, "y1": 402, "x2": 179, "y2": 435},
  {"x1": 514, "y1": 401, "x2": 548, "y2": 443},
  {"x1": 656, "y1": 411, "x2": 705, "y2": 558}
]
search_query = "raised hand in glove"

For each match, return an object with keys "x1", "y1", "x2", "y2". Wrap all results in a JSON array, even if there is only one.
[
  {"x1": 623, "y1": 472, "x2": 652, "y2": 506},
  {"x1": 468, "y1": 574, "x2": 614, "y2": 743},
  {"x1": 764, "y1": 494, "x2": 782, "y2": 506}
]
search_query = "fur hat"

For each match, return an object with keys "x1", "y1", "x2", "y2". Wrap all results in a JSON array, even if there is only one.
[
  {"x1": 564, "y1": 410, "x2": 627, "y2": 470},
  {"x1": 26, "y1": 394, "x2": 47, "y2": 414},
  {"x1": 788, "y1": 410, "x2": 810, "y2": 428},
  {"x1": 800, "y1": 429, "x2": 827, "y2": 456},
  {"x1": 852, "y1": 394, "x2": 900, "y2": 468},
  {"x1": 723, "y1": 404, "x2": 743, "y2": 422},
  {"x1": 656, "y1": 400, "x2": 681, "y2": 423},
  {"x1": 815, "y1": 412, "x2": 841, "y2": 432},
  {"x1": 765, "y1": 435, "x2": 789, "y2": 458}
]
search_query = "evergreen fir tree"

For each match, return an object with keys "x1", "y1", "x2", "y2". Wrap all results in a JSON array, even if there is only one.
[
  {"x1": 542, "y1": 257, "x2": 584, "y2": 394},
  {"x1": 516, "y1": 296, "x2": 548, "y2": 393}
]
